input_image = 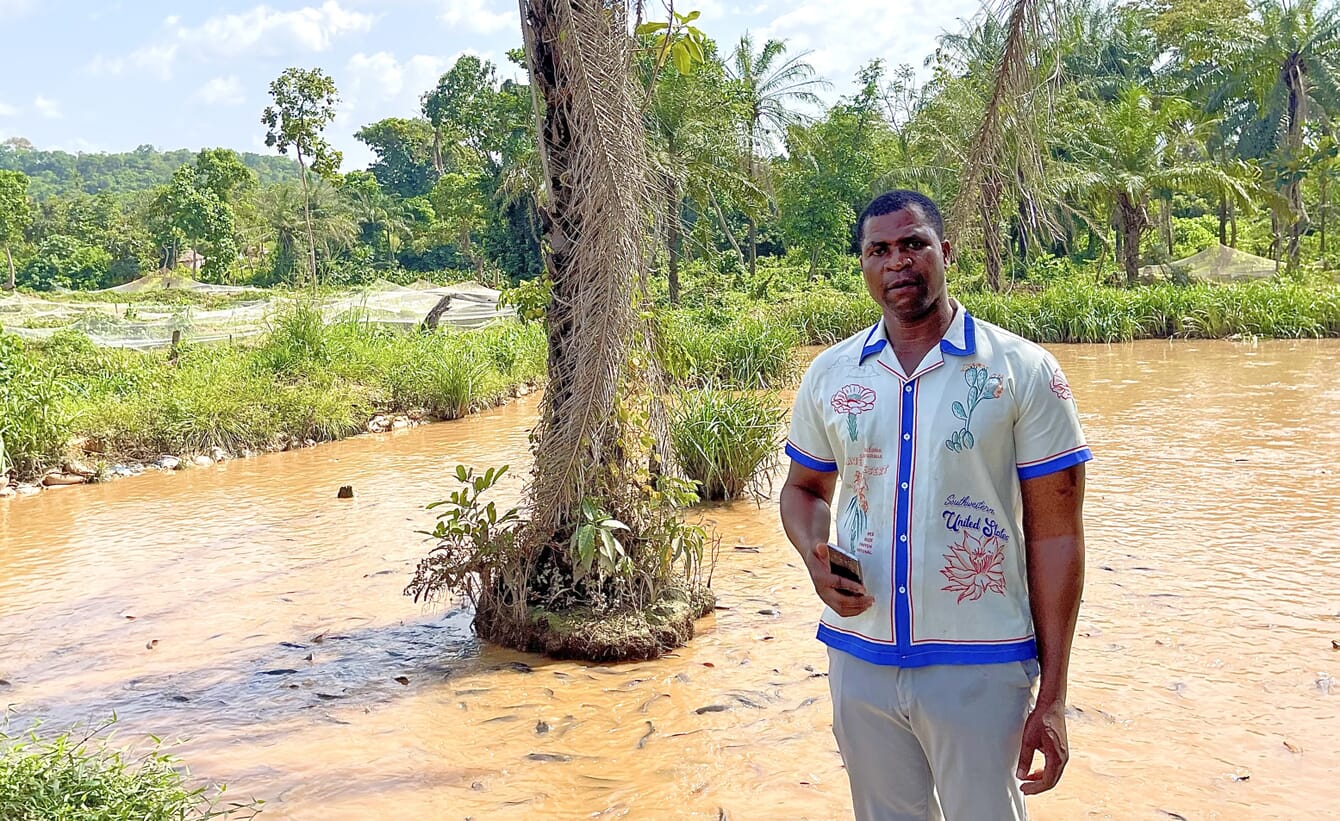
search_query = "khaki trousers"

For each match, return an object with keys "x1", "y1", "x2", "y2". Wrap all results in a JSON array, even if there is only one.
[{"x1": 827, "y1": 647, "x2": 1038, "y2": 821}]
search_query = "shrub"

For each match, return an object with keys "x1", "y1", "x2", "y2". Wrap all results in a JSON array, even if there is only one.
[
  {"x1": 670, "y1": 386, "x2": 784, "y2": 501},
  {"x1": 0, "y1": 719, "x2": 261, "y2": 820}
]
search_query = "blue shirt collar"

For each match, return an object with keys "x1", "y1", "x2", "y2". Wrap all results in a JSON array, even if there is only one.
[{"x1": 857, "y1": 304, "x2": 977, "y2": 365}]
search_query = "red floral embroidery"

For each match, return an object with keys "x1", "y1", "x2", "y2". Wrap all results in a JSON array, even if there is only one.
[
  {"x1": 1049, "y1": 367, "x2": 1072, "y2": 401},
  {"x1": 940, "y1": 531, "x2": 1007, "y2": 603},
  {"x1": 831, "y1": 384, "x2": 876, "y2": 415}
]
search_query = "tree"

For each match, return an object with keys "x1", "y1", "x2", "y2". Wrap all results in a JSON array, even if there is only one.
[
  {"x1": 429, "y1": 171, "x2": 490, "y2": 279},
  {"x1": 1195, "y1": 0, "x2": 1340, "y2": 267},
  {"x1": 194, "y1": 148, "x2": 256, "y2": 203},
  {"x1": 422, "y1": 56, "x2": 500, "y2": 175},
  {"x1": 354, "y1": 118, "x2": 437, "y2": 198},
  {"x1": 262, "y1": 68, "x2": 342, "y2": 286},
  {"x1": 644, "y1": 43, "x2": 747, "y2": 303},
  {"x1": 147, "y1": 165, "x2": 238, "y2": 280},
  {"x1": 410, "y1": 0, "x2": 712, "y2": 660},
  {"x1": 255, "y1": 180, "x2": 355, "y2": 284},
  {"x1": 0, "y1": 170, "x2": 30, "y2": 290},
  {"x1": 1073, "y1": 84, "x2": 1252, "y2": 284},
  {"x1": 727, "y1": 34, "x2": 827, "y2": 274}
]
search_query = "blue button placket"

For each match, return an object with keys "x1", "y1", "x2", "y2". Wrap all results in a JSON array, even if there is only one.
[{"x1": 894, "y1": 378, "x2": 916, "y2": 649}]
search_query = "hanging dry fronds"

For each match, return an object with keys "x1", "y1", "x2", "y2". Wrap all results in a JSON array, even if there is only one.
[{"x1": 947, "y1": 0, "x2": 1060, "y2": 287}]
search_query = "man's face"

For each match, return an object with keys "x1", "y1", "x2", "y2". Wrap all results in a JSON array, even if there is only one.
[{"x1": 859, "y1": 206, "x2": 952, "y2": 325}]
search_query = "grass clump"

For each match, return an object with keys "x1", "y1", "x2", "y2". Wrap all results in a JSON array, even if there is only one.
[
  {"x1": 670, "y1": 386, "x2": 784, "y2": 501},
  {"x1": 0, "y1": 334, "x2": 74, "y2": 477},
  {"x1": 660, "y1": 310, "x2": 798, "y2": 388},
  {"x1": 0, "y1": 719, "x2": 261, "y2": 820}
]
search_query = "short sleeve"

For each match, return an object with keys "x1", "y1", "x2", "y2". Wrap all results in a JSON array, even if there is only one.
[
  {"x1": 785, "y1": 365, "x2": 838, "y2": 472},
  {"x1": 1014, "y1": 353, "x2": 1092, "y2": 480}
]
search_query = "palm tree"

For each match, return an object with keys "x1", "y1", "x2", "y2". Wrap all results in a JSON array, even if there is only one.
[
  {"x1": 646, "y1": 53, "x2": 752, "y2": 303},
  {"x1": 257, "y1": 181, "x2": 356, "y2": 284},
  {"x1": 1196, "y1": 0, "x2": 1340, "y2": 267},
  {"x1": 727, "y1": 34, "x2": 827, "y2": 275},
  {"x1": 1072, "y1": 84, "x2": 1253, "y2": 284}
]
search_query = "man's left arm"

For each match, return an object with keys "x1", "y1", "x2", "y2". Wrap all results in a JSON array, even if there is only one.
[{"x1": 1015, "y1": 462, "x2": 1085, "y2": 796}]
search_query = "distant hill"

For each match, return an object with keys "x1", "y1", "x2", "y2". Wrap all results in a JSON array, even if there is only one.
[{"x1": 0, "y1": 140, "x2": 301, "y2": 199}]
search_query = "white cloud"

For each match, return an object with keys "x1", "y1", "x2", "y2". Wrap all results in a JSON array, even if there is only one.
[
  {"x1": 33, "y1": 96, "x2": 61, "y2": 119},
  {"x1": 87, "y1": 3, "x2": 375, "y2": 80},
  {"x1": 0, "y1": 0, "x2": 33, "y2": 20},
  {"x1": 194, "y1": 76, "x2": 247, "y2": 106},
  {"x1": 0, "y1": 101, "x2": 17, "y2": 117},
  {"x1": 86, "y1": 44, "x2": 179, "y2": 80},
  {"x1": 757, "y1": 0, "x2": 981, "y2": 90},
  {"x1": 437, "y1": 0, "x2": 515, "y2": 35},
  {"x1": 176, "y1": 1, "x2": 377, "y2": 60}
]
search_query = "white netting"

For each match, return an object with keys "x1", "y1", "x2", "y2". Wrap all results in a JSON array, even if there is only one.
[
  {"x1": 0, "y1": 279, "x2": 515, "y2": 350},
  {"x1": 1140, "y1": 244, "x2": 1280, "y2": 283}
]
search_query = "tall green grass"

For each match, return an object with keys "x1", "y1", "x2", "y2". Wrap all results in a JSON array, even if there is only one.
[
  {"x1": 659, "y1": 311, "x2": 798, "y2": 388},
  {"x1": 0, "y1": 720, "x2": 261, "y2": 820},
  {"x1": 3, "y1": 310, "x2": 546, "y2": 479},
  {"x1": 670, "y1": 386, "x2": 784, "y2": 501}
]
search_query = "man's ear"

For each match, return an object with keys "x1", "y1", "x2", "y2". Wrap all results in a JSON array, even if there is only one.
[{"x1": 942, "y1": 239, "x2": 954, "y2": 265}]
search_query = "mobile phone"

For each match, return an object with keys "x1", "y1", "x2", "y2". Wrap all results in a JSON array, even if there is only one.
[{"x1": 827, "y1": 542, "x2": 864, "y2": 594}]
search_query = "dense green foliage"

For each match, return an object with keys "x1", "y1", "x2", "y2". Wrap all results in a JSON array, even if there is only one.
[
  {"x1": 0, "y1": 720, "x2": 260, "y2": 820},
  {"x1": 0, "y1": 140, "x2": 298, "y2": 198},
  {"x1": 1, "y1": 0, "x2": 1336, "y2": 300}
]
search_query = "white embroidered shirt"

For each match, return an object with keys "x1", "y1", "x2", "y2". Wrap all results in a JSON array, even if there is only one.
[{"x1": 785, "y1": 305, "x2": 1091, "y2": 666}]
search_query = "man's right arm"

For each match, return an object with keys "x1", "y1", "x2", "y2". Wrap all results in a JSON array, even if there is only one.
[{"x1": 780, "y1": 462, "x2": 874, "y2": 617}]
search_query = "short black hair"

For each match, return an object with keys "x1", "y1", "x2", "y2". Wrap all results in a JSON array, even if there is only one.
[{"x1": 858, "y1": 189, "x2": 945, "y2": 243}]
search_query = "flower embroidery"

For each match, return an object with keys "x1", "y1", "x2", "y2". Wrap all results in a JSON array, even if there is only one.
[
  {"x1": 946, "y1": 364, "x2": 1003, "y2": 452},
  {"x1": 940, "y1": 531, "x2": 1007, "y2": 603},
  {"x1": 1049, "y1": 366, "x2": 1072, "y2": 401},
  {"x1": 831, "y1": 384, "x2": 876, "y2": 441},
  {"x1": 843, "y1": 469, "x2": 869, "y2": 546}
]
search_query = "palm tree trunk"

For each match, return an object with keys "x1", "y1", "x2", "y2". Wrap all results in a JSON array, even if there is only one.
[
  {"x1": 1229, "y1": 201, "x2": 1238, "y2": 247},
  {"x1": 296, "y1": 148, "x2": 318, "y2": 289},
  {"x1": 5, "y1": 246, "x2": 13, "y2": 290},
  {"x1": 1321, "y1": 174, "x2": 1329, "y2": 257},
  {"x1": 1118, "y1": 193, "x2": 1144, "y2": 286},
  {"x1": 1284, "y1": 56, "x2": 1307, "y2": 270},
  {"x1": 518, "y1": 0, "x2": 650, "y2": 568},
  {"x1": 666, "y1": 180, "x2": 681, "y2": 305},
  {"x1": 747, "y1": 218, "x2": 757, "y2": 277},
  {"x1": 981, "y1": 175, "x2": 1004, "y2": 291},
  {"x1": 1218, "y1": 194, "x2": 1228, "y2": 246}
]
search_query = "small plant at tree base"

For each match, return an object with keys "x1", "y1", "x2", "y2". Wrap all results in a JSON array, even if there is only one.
[
  {"x1": 570, "y1": 499, "x2": 633, "y2": 583},
  {"x1": 405, "y1": 464, "x2": 523, "y2": 608},
  {"x1": 499, "y1": 276, "x2": 552, "y2": 324}
]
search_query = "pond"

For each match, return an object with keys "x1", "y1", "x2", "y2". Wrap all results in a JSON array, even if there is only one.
[{"x1": 2, "y1": 339, "x2": 1337, "y2": 819}]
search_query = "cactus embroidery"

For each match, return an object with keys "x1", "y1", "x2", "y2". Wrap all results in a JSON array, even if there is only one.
[{"x1": 946, "y1": 364, "x2": 1003, "y2": 452}]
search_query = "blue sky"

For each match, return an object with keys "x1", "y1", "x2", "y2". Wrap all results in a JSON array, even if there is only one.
[{"x1": 0, "y1": 0, "x2": 983, "y2": 169}]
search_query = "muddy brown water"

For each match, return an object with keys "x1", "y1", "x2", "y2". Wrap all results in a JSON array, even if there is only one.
[{"x1": 2, "y1": 339, "x2": 1337, "y2": 820}]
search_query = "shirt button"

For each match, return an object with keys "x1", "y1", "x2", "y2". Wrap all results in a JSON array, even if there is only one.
[
  {"x1": 904, "y1": 385, "x2": 912, "y2": 393},
  {"x1": 903, "y1": 433, "x2": 910, "y2": 441},
  {"x1": 898, "y1": 586, "x2": 907, "y2": 594},
  {"x1": 900, "y1": 534, "x2": 907, "y2": 543},
  {"x1": 901, "y1": 482, "x2": 908, "y2": 490}
]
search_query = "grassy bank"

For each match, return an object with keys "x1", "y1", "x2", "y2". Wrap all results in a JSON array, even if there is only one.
[
  {"x1": 2, "y1": 308, "x2": 545, "y2": 482},
  {"x1": 5, "y1": 277, "x2": 1338, "y2": 485}
]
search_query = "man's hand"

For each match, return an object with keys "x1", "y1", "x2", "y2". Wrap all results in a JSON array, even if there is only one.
[
  {"x1": 802, "y1": 542, "x2": 874, "y2": 617},
  {"x1": 1015, "y1": 696, "x2": 1069, "y2": 795}
]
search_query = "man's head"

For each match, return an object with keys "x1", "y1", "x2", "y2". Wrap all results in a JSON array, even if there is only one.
[
  {"x1": 857, "y1": 190, "x2": 945, "y2": 245},
  {"x1": 857, "y1": 189, "x2": 953, "y2": 328}
]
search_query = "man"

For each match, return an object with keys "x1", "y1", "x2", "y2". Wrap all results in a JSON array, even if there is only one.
[{"x1": 780, "y1": 190, "x2": 1089, "y2": 820}]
